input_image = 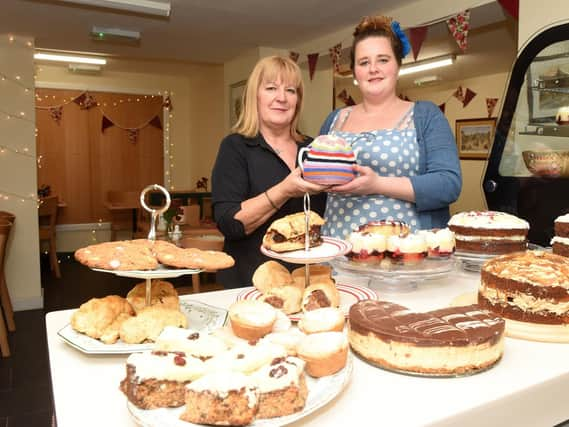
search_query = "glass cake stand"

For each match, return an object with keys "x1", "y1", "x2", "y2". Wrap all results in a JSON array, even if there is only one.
[{"x1": 454, "y1": 243, "x2": 545, "y2": 272}]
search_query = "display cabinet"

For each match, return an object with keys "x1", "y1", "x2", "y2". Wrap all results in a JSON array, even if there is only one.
[{"x1": 483, "y1": 22, "x2": 569, "y2": 246}]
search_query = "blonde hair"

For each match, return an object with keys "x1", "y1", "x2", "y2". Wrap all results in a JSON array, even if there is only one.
[
  {"x1": 233, "y1": 55, "x2": 305, "y2": 142},
  {"x1": 351, "y1": 15, "x2": 404, "y2": 68}
]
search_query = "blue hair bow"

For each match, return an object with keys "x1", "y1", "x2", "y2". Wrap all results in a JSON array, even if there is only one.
[{"x1": 391, "y1": 21, "x2": 411, "y2": 58}]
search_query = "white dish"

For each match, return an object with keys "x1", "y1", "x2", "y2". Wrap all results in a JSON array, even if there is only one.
[
  {"x1": 260, "y1": 236, "x2": 351, "y2": 264},
  {"x1": 236, "y1": 283, "x2": 378, "y2": 322},
  {"x1": 127, "y1": 353, "x2": 353, "y2": 427},
  {"x1": 57, "y1": 299, "x2": 228, "y2": 354},
  {"x1": 92, "y1": 264, "x2": 201, "y2": 279}
]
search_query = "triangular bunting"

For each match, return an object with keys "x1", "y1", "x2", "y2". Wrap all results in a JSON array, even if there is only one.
[
  {"x1": 497, "y1": 0, "x2": 518, "y2": 20},
  {"x1": 101, "y1": 115, "x2": 114, "y2": 132},
  {"x1": 438, "y1": 103, "x2": 446, "y2": 113},
  {"x1": 289, "y1": 51, "x2": 300, "y2": 63},
  {"x1": 462, "y1": 88, "x2": 476, "y2": 107},
  {"x1": 453, "y1": 86, "x2": 465, "y2": 102},
  {"x1": 409, "y1": 26, "x2": 428, "y2": 61},
  {"x1": 447, "y1": 10, "x2": 471, "y2": 51},
  {"x1": 149, "y1": 115, "x2": 163, "y2": 130},
  {"x1": 307, "y1": 53, "x2": 319, "y2": 81},
  {"x1": 486, "y1": 97, "x2": 499, "y2": 117},
  {"x1": 49, "y1": 106, "x2": 63, "y2": 124},
  {"x1": 329, "y1": 43, "x2": 342, "y2": 74},
  {"x1": 337, "y1": 89, "x2": 356, "y2": 106},
  {"x1": 127, "y1": 129, "x2": 139, "y2": 144}
]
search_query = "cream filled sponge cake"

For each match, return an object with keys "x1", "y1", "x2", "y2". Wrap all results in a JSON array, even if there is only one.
[
  {"x1": 448, "y1": 211, "x2": 529, "y2": 254},
  {"x1": 386, "y1": 233, "x2": 428, "y2": 263},
  {"x1": 552, "y1": 213, "x2": 569, "y2": 258},
  {"x1": 348, "y1": 300, "x2": 505, "y2": 375},
  {"x1": 346, "y1": 220, "x2": 408, "y2": 263},
  {"x1": 301, "y1": 134, "x2": 357, "y2": 186},
  {"x1": 479, "y1": 250, "x2": 569, "y2": 324},
  {"x1": 417, "y1": 228, "x2": 455, "y2": 257}
]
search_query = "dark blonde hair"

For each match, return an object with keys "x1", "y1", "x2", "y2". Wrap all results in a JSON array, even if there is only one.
[
  {"x1": 351, "y1": 16, "x2": 404, "y2": 69},
  {"x1": 233, "y1": 56, "x2": 305, "y2": 142}
]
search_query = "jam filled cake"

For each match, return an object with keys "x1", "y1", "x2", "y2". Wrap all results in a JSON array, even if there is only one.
[
  {"x1": 417, "y1": 228, "x2": 455, "y2": 257},
  {"x1": 386, "y1": 233, "x2": 428, "y2": 263},
  {"x1": 346, "y1": 220, "x2": 409, "y2": 263},
  {"x1": 479, "y1": 250, "x2": 569, "y2": 324},
  {"x1": 348, "y1": 300, "x2": 505, "y2": 375},
  {"x1": 552, "y1": 213, "x2": 569, "y2": 258},
  {"x1": 448, "y1": 211, "x2": 529, "y2": 254}
]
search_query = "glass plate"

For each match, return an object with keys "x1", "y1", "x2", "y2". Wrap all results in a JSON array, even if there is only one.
[
  {"x1": 57, "y1": 299, "x2": 228, "y2": 354},
  {"x1": 92, "y1": 264, "x2": 201, "y2": 279},
  {"x1": 454, "y1": 243, "x2": 544, "y2": 272},
  {"x1": 260, "y1": 236, "x2": 352, "y2": 264},
  {"x1": 127, "y1": 353, "x2": 353, "y2": 427},
  {"x1": 236, "y1": 283, "x2": 378, "y2": 321}
]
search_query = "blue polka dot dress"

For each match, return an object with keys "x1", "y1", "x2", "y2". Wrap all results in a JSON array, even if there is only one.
[{"x1": 322, "y1": 105, "x2": 421, "y2": 239}]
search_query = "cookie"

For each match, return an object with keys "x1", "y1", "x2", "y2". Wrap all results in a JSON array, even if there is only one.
[
  {"x1": 156, "y1": 246, "x2": 235, "y2": 270},
  {"x1": 74, "y1": 241, "x2": 158, "y2": 270}
]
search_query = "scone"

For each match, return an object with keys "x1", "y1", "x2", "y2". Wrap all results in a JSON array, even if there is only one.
[
  {"x1": 126, "y1": 280, "x2": 179, "y2": 314},
  {"x1": 301, "y1": 280, "x2": 340, "y2": 312},
  {"x1": 229, "y1": 300, "x2": 277, "y2": 341},
  {"x1": 291, "y1": 264, "x2": 332, "y2": 288},
  {"x1": 70, "y1": 295, "x2": 135, "y2": 343},
  {"x1": 262, "y1": 211, "x2": 325, "y2": 253},
  {"x1": 298, "y1": 307, "x2": 345, "y2": 334},
  {"x1": 119, "y1": 306, "x2": 188, "y2": 344},
  {"x1": 297, "y1": 331, "x2": 348, "y2": 377},
  {"x1": 252, "y1": 261, "x2": 297, "y2": 293},
  {"x1": 261, "y1": 285, "x2": 303, "y2": 315}
]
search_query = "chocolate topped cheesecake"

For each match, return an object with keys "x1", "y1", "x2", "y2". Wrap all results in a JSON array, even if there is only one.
[
  {"x1": 479, "y1": 250, "x2": 569, "y2": 324},
  {"x1": 348, "y1": 300, "x2": 505, "y2": 375},
  {"x1": 448, "y1": 211, "x2": 529, "y2": 254},
  {"x1": 552, "y1": 213, "x2": 569, "y2": 258}
]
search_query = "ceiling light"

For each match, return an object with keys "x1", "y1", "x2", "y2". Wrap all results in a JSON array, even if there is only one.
[
  {"x1": 68, "y1": 64, "x2": 102, "y2": 74},
  {"x1": 91, "y1": 26, "x2": 141, "y2": 42},
  {"x1": 413, "y1": 75, "x2": 442, "y2": 86},
  {"x1": 399, "y1": 55, "x2": 456, "y2": 76},
  {"x1": 58, "y1": 0, "x2": 171, "y2": 17},
  {"x1": 34, "y1": 53, "x2": 107, "y2": 65}
]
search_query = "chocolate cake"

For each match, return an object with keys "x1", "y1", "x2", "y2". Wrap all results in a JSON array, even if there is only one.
[
  {"x1": 479, "y1": 250, "x2": 569, "y2": 324},
  {"x1": 348, "y1": 300, "x2": 505, "y2": 375},
  {"x1": 448, "y1": 211, "x2": 529, "y2": 254},
  {"x1": 552, "y1": 213, "x2": 569, "y2": 258}
]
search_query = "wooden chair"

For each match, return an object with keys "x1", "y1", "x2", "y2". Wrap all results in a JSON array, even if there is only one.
[
  {"x1": 0, "y1": 211, "x2": 15, "y2": 223},
  {"x1": 39, "y1": 195, "x2": 61, "y2": 279},
  {"x1": 106, "y1": 190, "x2": 142, "y2": 241},
  {"x1": 0, "y1": 220, "x2": 15, "y2": 356},
  {"x1": 179, "y1": 235, "x2": 225, "y2": 294}
]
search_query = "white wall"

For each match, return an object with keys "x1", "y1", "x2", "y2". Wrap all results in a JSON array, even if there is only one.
[
  {"x1": 519, "y1": 0, "x2": 569, "y2": 49},
  {"x1": 0, "y1": 34, "x2": 42, "y2": 310}
]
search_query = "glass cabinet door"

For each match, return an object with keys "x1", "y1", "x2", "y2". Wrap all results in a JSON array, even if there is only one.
[{"x1": 484, "y1": 23, "x2": 569, "y2": 246}]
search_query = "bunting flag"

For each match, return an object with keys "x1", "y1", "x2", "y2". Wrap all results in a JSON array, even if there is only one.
[
  {"x1": 409, "y1": 26, "x2": 428, "y2": 61},
  {"x1": 307, "y1": 53, "x2": 320, "y2": 81},
  {"x1": 497, "y1": 0, "x2": 518, "y2": 20},
  {"x1": 101, "y1": 115, "x2": 113, "y2": 132},
  {"x1": 149, "y1": 115, "x2": 163, "y2": 130},
  {"x1": 453, "y1": 86, "x2": 464, "y2": 102},
  {"x1": 289, "y1": 51, "x2": 300, "y2": 63},
  {"x1": 49, "y1": 106, "x2": 63, "y2": 124},
  {"x1": 486, "y1": 97, "x2": 499, "y2": 117},
  {"x1": 399, "y1": 94, "x2": 412, "y2": 102},
  {"x1": 462, "y1": 88, "x2": 477, "y2": 107},
  {"x1": 73, "y1": 92, "x2": 96, "y2": 110},
  {"x1": 162, "y1": 95, "x2": 173, "y2": 112},
  {"x1": 329, "y1": 43, "x2": 342, "y2": 74},
  {"x1": 127, "y1": 129, "x2": 139, "y2": 144},
  {"x1": 337, "y1": 89, "x2": 355, "y2": 106},
  {"x1": 447, "y1": 10, "x2": 471, "y2": 51},
  {"x1": 438, "y1": 103, "x2": 446, "y2": 113}
]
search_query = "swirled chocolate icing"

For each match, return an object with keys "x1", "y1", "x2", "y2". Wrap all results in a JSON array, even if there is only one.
[{"x1": 349, "y1": 300, "x2": 504, "y2": 347}]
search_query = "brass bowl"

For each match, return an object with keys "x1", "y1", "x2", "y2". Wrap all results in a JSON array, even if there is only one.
[{"x1": 522, "y1": 150, "x2": 569, "y2": 177}]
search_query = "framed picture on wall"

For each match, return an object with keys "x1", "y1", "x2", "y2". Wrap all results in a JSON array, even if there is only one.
[
  {"x1": 455, "y1": 118, "x2": 496, "y2": 160},
  {"x1": 229, "y1": 80, "x2": 246, "y2": 127}
]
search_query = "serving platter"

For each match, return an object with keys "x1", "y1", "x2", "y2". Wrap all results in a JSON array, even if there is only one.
[
  {"x1": 260, "y1": 236, "x2": 351, "y2": 264},
  {"x1": 57, "y1": 299, "x2": 228, "y2": 354},
  {"x1": 237, "y1": 283, "x2": 378, "y2": 321},
  {"x1": 92, "y1": 264, "x2": 201, "y2": 279},
  {"x1": 127, "y1": 353, "x2": 353, "y2": 427}
]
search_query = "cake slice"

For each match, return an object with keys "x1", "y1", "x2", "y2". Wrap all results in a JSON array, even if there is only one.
[
  {"x1": 154, "y1": 327, "x2": 228, "y2": 360},
  {"x1": 552, "y1": 213, "x2": 569, "y2": 257}
]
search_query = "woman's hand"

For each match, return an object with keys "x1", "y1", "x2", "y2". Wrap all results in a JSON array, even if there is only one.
[
  {"x1": 327, "y1": 164, "x2": 380, "y2": 195},
  {"x1": 279, "y1": 168, "x2": 329, "y2": 198}
]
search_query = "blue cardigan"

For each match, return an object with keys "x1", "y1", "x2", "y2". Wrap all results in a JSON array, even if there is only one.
[{"x1": 319, "y1": 101, "x2": 462, "y2": 229}]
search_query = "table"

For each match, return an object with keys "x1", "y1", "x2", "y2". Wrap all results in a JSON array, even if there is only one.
[
  {"x1": 45, "y1": 267, "x2": 569, "y2": 427},
  {"x1": 104, "y1": 201, "x2": 140, "y2": 234},
  {"x1": 149, "y1": 190, "x2": 212, "y2": 220}
]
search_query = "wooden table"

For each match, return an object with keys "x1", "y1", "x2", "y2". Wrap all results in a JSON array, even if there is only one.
[
  {"x1": 45, "y1": 267, "x2": 569, "y2": 427},
  {"x1": 149, "y1": 190, "x2": 212, "y2": 219}
]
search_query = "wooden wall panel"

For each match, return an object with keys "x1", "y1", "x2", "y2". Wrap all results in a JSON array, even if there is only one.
[{"x1": 36, "y1": 89, "x2": 164, "y2": 224}]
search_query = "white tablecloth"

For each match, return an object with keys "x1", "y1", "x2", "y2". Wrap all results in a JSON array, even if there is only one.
[{"x1": 46, "y1": 267, "x2": 569, "y2": 427}]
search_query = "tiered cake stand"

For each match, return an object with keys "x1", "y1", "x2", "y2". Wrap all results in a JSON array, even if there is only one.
[{"x1": 92, "y1": 184, "x2": 201, "y2": 306}]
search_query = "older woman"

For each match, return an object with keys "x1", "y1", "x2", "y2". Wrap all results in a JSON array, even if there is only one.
[
  {"x1": 212, "y1": 56, "x2": 327, "y2": 288},
  {"x1": 320, "y1": 16, "x2": 462, "y2": 238}
]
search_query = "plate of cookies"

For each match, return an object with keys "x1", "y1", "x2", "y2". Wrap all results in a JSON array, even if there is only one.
[
  {"x1": 236, "y1": 261, "x2": 378, "y2": 322},
  {"x1": 123, "y1": 300, "x2": 353, "y2": 427},
  {"x1": 58, "y1": 283, "x2": 228, "y2": 354}
]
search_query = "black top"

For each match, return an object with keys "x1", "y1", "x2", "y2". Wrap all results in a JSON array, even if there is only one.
[{"x1": 211, "y1": 133, "x2": 326, "y2": 288}]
